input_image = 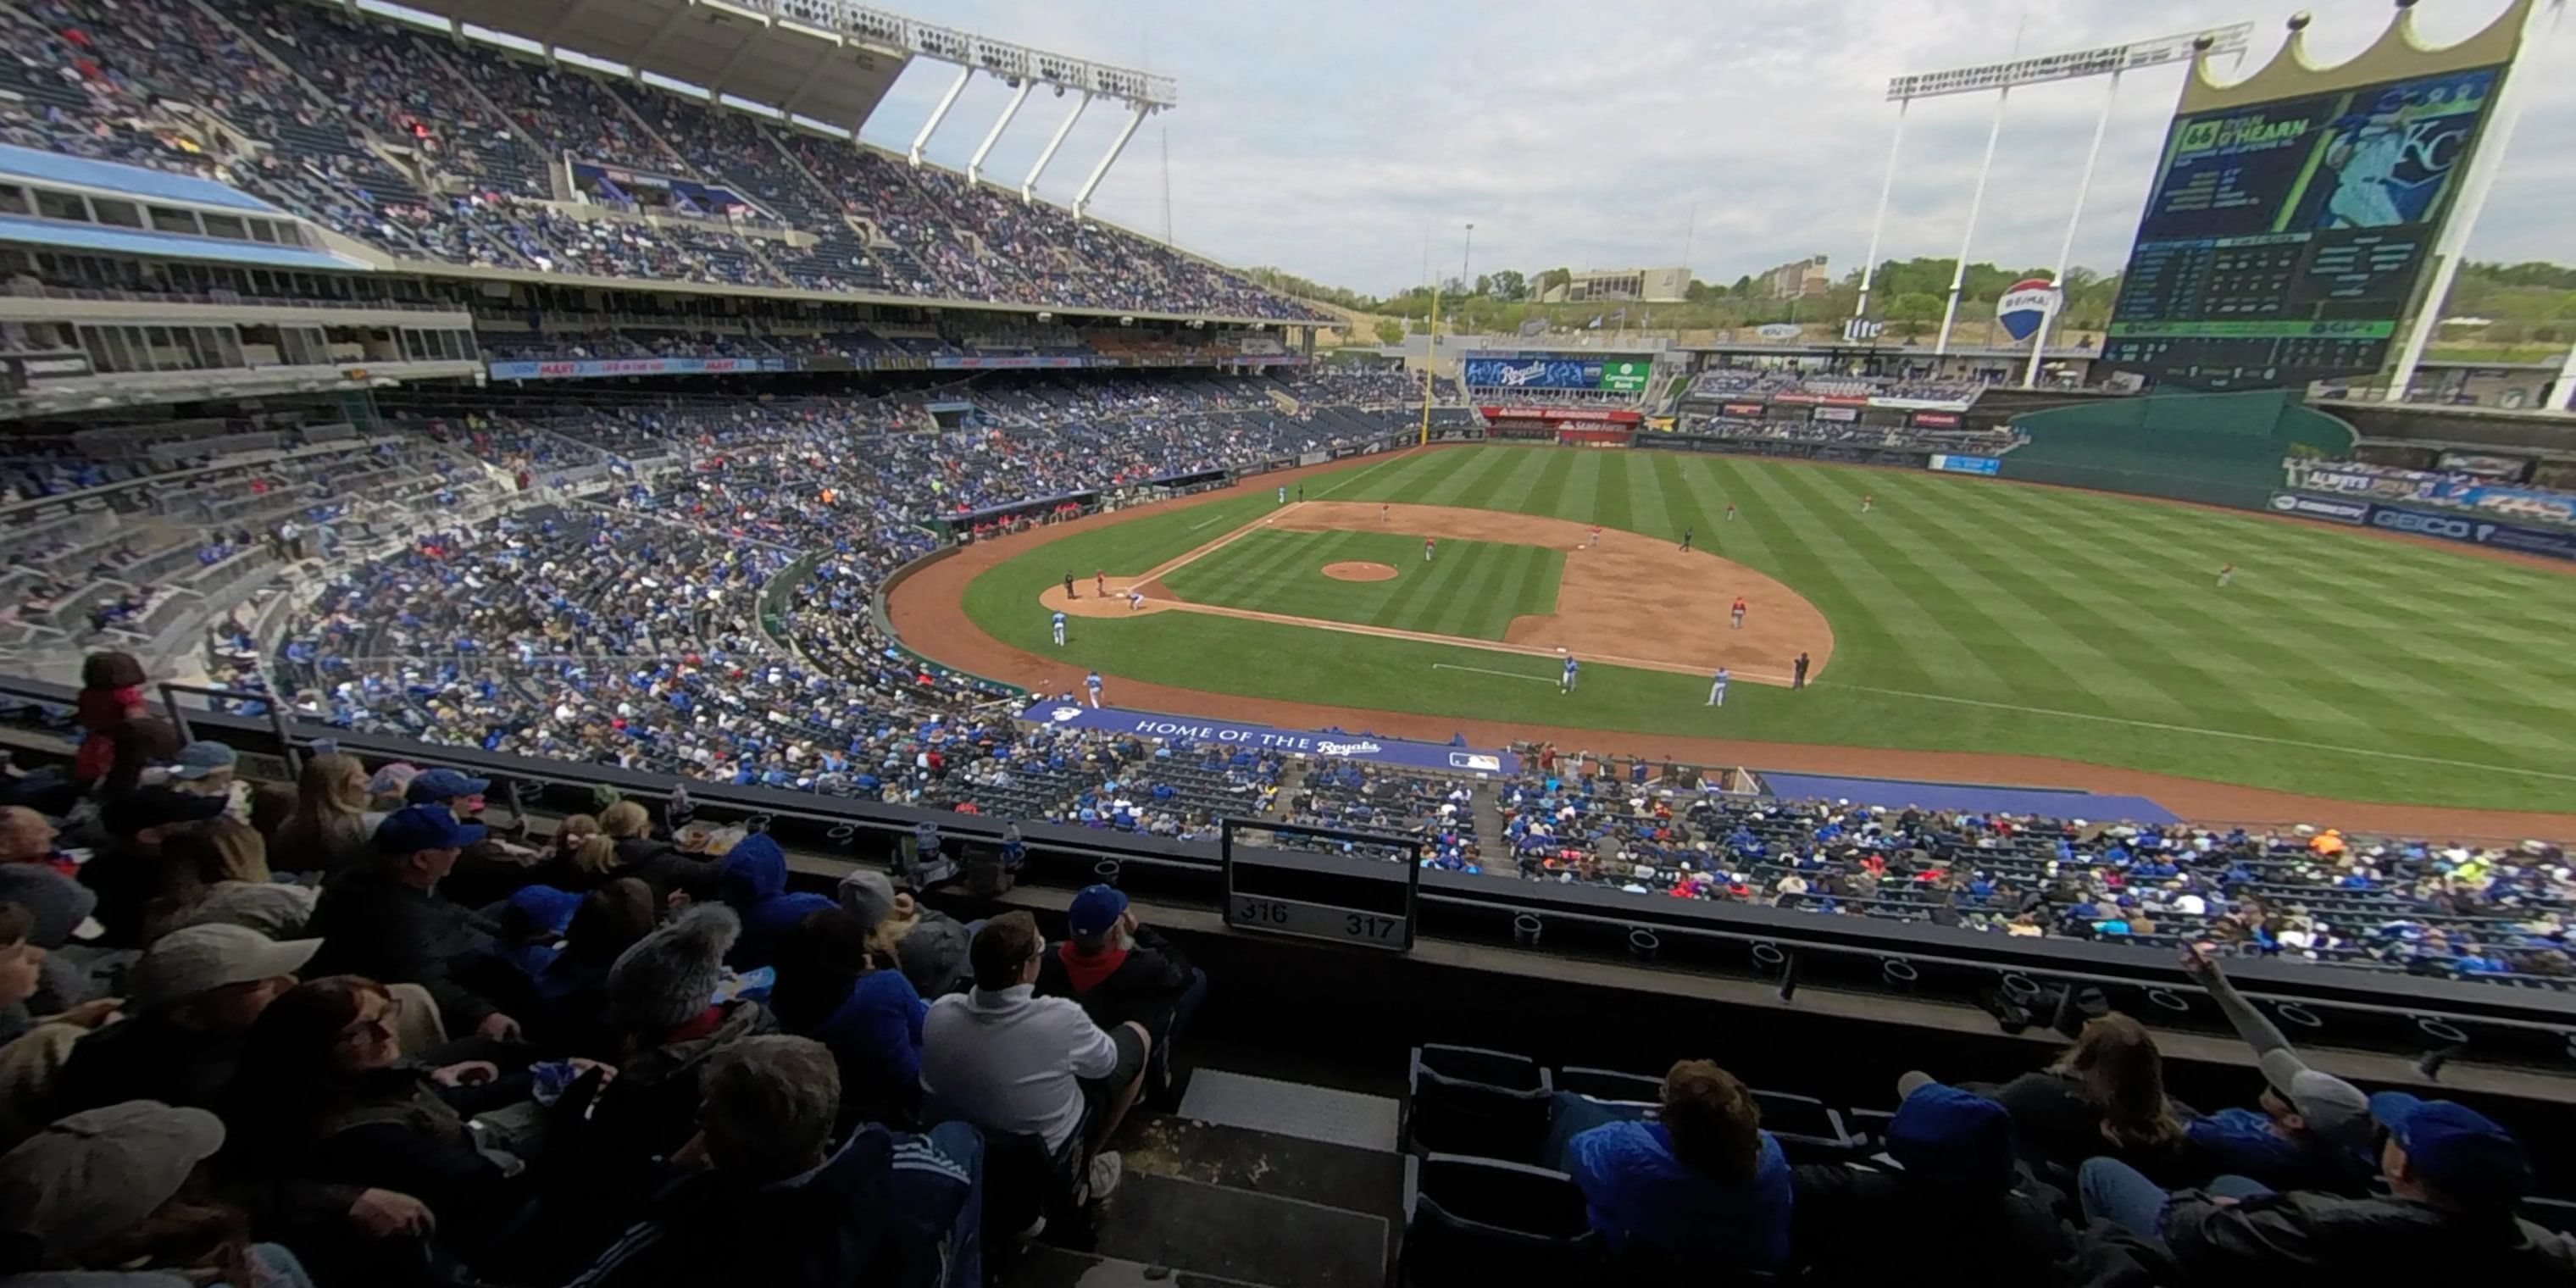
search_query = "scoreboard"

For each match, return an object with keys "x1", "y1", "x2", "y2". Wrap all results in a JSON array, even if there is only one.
[{"x1": 2103, "y1": 64, "x2": 2502, "y2": 391}]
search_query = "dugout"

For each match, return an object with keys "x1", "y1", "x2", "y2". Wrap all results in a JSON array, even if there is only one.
[{"x1": 1999, "y1": 388, "x2": 2357, "y2": 511}]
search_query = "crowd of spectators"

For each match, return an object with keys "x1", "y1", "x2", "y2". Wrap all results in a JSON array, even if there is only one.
[
  {"x1": 1493, "y1": 764, "x2": 2573, "y2": 985},
  {"x1": 0, "y1": 644, "x2": 1224, "y2": 1286},
  {"x1": 0, "y1": 0, "x2": 1328, "y2": 319},
  {"x1": 1680, "y1": 414, "x2": 2021, "y2": 453},
  {"x1": 1686, "y1": 367, "x2": 1987, "y2": 403}
]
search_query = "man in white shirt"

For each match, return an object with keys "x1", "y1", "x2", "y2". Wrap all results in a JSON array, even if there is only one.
[{"x1": 920, "y1": 911, "x2": 1151, "y2": 1198}]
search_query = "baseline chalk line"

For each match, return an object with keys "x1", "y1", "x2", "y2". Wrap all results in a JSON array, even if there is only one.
[{"x1": 1433, "y1": 663, "x2": 1557, "y2": 683}]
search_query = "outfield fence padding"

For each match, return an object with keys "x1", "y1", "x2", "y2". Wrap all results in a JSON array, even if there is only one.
[{"x1": 2001, "y1": 390, "x2": 2357, "y2": 511}]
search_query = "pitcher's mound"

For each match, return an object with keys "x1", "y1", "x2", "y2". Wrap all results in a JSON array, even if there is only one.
[{"x1": 1322, "y1": 561, "x2": 1399, "y2": 582}]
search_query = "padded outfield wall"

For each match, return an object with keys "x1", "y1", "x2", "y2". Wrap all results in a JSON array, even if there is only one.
[{"x1": 1998, "y1": 389, "x2": 2358, "y2": 511}]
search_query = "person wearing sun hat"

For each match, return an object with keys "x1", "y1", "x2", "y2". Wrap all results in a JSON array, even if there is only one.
[{"x1": 2082, "y1": 1087, "x2": 2576, "y2": 1280}]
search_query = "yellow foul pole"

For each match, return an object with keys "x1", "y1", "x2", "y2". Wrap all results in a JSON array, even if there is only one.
[{"x1": 1418, "y1": 286, "x2": 1441, "y2": 446}]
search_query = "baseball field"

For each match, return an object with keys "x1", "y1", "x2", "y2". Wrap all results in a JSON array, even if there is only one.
[{"x1": 905, "y1": 444, "x2": 2576, "y2": 819}]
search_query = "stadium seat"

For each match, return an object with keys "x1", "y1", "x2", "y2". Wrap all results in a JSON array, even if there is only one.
[
  {"x1": 1402, "y1": 1152, "x2": 1598, "y2": 1288},
  {"x1": 1552, "y1": 1065, "x2": 1664, "y2": 1104},
  {"x1": 1405, "y1": 1045, "x2": 1554, "y2": 1162},
  {"x1": 1748, "y1": 1089, "x2": 1859, "y2": 1162}
]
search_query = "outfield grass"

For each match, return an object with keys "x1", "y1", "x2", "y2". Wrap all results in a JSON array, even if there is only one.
[
  {"x1": 1157, "y1": 529, "x2": 1563, "y2": 641},
  {"x1": 955, "y1": 446, "x2": 2576, "y2": 810}
]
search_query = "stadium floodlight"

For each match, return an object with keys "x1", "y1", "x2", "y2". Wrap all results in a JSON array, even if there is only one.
[{"x1": 1855, "y1": 23, "x2": 2255, "y2": 372}]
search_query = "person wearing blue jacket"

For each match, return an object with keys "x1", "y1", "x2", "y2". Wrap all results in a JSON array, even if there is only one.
[
  {"x1": 1545, "y1": 1058, "x2": 1793, "y2": 1271},
  {"x1": 718, "y1": 834, "x2": 835, "y2": 969},
  {"x1": 770, "y1": 906, "x2": 929, "y2": 1124}
]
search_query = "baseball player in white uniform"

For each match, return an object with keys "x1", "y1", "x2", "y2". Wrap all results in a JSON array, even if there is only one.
[
  {"x1": 1277, "y1": 485, "x2": 1286, "y2": 503},
  {"x1": 1707, "y1": 666, "x2": 1729, "y2": 707},
  {"x1": 1052, "y1": 610, "x2": 1066, "y2": 646},
  {"x1": 1085, "y1": 671, "x2": 1104, "y2": 708},
  {"x1": 1559, "y1": 656, "x2": 1579, "y2": 693},
  {"x1": 1126, "y1": 587, "x2": 1144, "y2": 611}
]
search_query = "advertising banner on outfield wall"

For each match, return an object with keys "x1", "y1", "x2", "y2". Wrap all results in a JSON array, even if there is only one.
[
  {"x1": 1928, "y1": 454, "x2": 2001, "y2": 475},
  {"x1": 1019, "y1": 701, "x2": 1518, "y2": 775},
  {"x1": 2363, "y1": 503, "x2": 2576, "y2": 560},
  {"x1": 2267, "y1": 491, "x2": 2368, "y2": 525}
]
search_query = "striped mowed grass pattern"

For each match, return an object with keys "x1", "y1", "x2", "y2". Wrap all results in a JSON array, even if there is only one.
[
  {"x1": 1157, "y1": 530, "x2": 1563, "y2": 641},
  {"x1": 958, "y1": 446, "x2": 2576, "y2": 810}
]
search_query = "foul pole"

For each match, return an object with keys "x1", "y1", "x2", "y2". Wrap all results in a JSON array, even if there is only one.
[{"x1": 1419, "y1": 285, "x2": 1441, "y2": 446}]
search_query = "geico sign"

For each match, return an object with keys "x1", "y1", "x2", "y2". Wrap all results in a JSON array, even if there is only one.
[{"x1": 2371, "y1": 509, "x2": 2473, "y2": 540}]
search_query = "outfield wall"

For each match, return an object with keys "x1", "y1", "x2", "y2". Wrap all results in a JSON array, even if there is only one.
[{"x1": 1997, "y1": 390, "x2": 2359, "y2": 511}]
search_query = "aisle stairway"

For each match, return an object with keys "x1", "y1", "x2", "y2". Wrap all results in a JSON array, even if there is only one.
[{"x1": 1004, "y1": 1056, "x2": 1404, "y2": 1288}]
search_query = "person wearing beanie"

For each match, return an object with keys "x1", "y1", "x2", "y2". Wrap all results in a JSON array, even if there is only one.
[
  {"x1": 2082, "y1": 1091, "x2": 2576, "y2": 1282},
  {"x1": 1790, "y1": 1075, "x2": 2070, "y2": 1286},
  {"x1": 303, "y1": 805, "x2": 522, "y2": 1042},
  {"x1": 2176, "y1": 945, "x2": 2377, "y2": 1194},
  {"x1": 587, "y1": 903, "x2": 779, "y2": 1169},
  {"x1": 837, "y1": 869, "x2": 970, "y2": 997},
  {"x1": 1546, "y1": 1058, "x2": 1792, "y2": 1272},
  {"x1": 568, "y1": 1036, "x2": 983, "y2": 1288},
  {"x1": 716, "y1": 834, "x2": 835, "y2": 970}
]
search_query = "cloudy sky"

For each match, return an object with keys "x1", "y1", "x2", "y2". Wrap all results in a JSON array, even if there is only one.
[{"x1": 855, "y1": 0, "x2": 2571, "y2": 297}]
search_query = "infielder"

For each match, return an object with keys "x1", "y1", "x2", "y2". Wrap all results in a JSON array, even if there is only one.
[
  {"x1": 1127, "y1": 587, "x2": 1145, "y2": 611},
  {"x1": 1277, "y1": 485, "x2": 1286, "y2": 503},
  {"x1": 1085, "y1": 670, "x2": 1104, "y2": 708},
  {"x1": 2218, "y1": 562, "x2": 2235, "y2": 588},
  {"x1": 1680, "y1": 526, "x2": 1694, "y2": 552},
  {"x1": 1052, "y1": 609, "x2": 1066, "y2": 646},
  {"x1": 1094, "y1": 569, "x2": 1106, "y2": 597},
  {"x1": 1424, "y1": 536, "x2": 1436, "y2": 563},
  {"x1": 1729, "y1": 596, "x2": 1747, "y2": 630},
  {"x1": 1380, "y1": 503, "x2": 1390, "y2": 522},
  {"x1": 1560, "y1": 655, "x2": 1579, "y2": 693},
  {"x1": 1707, "y1": 666, "x2": 1729, "y2": 707},
  {"x1": 1588, "y1": 524, "x2": 1602, "y2": 548}
]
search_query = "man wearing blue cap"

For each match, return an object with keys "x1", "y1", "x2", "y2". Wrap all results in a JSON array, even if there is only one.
[
  {"x1": 1038, "y1": 884, "x2": 1206, "y2": 1102},
  {"x1": 1791, "y1": 1074, "x2": 2069, "y2": 1285},
  {"x1": 304, "y1": 804, "x2": 525, "y2": 1042},
  {"x1": 408, "y1": 767, "x2": 542, "y2": 908},
  {"x1": 2082, "y1": 1091, "x2": 2576, "y2": 1280}
]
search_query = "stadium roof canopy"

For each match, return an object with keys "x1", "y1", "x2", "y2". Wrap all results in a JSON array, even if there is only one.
[
  {"x1": 389, "y1": 0, "x2": 1174, "y2": 135},
  {"x1": 0, "y1": 144, "x2": 282, "y2": 214}
]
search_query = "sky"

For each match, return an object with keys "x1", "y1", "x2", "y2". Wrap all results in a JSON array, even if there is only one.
[{"x1": 851, "y1": 0, "x2": 2573, "y2": 297}]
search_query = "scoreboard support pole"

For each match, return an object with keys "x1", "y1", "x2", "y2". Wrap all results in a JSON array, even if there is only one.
[
  {"x1": 1852, "y1": 97, "x2": 1909, "y2": 325},
  {"x1": 2385, "y1": 0, "x2": 2562, "y2": 403},
  {"x1": 1935, "y1": 86, "x2": 2010, "y2": 356},
  {"x1": 2024, "y1": 69, "x2": 2122, "y2": 389}
]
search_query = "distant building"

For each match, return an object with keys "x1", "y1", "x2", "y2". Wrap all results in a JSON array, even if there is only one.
[
  {"x1": 1760, "y1": 255, "x2": 1831, "y2": 299},
  {"x1": 1542, "y1": 266, "x2": 1689, "y2": 304}
]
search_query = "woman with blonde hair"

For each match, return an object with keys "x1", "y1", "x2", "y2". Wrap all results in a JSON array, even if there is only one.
[
  {"x1": 596, "y1": 799, "x2": 722, "y2": 902},
  {"x1": 269, "y1": 752, "x2": 382, "y2": 876},
  {"x1": 141, "y1": 819, "x2": 318, "y2": 942},
  {"x1": 1990, "y1": 1012, "x2": 2192, "y2": 1181}
]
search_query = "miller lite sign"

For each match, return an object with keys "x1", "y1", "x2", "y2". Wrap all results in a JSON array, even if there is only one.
[{"x1": 1996, "y1": 278, "x2": 2059, "y2": 344}]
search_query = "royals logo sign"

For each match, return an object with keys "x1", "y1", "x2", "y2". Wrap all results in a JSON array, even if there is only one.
[{"x1": 1996, "y1": 278, "x2": 2059, "y2": 344}]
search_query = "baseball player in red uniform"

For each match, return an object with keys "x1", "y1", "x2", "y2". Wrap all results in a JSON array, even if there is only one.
[
  {"x1": 1588, "y1": 525, "x2": 1602, "y2": 548},
  {"x1": 1730, "y1": 596, "x2": 1747, "y2": 630},
  {"x1": 1094, "y1": 569, "x2": 1106, "y2": 597},
  {"x1": 1424, "y1": 536, "x2": 1436, "y2": 563}
]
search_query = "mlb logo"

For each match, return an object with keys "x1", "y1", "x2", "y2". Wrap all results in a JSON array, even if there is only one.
[{"x1": 1996, "y1": 279, "x2": 2059, "y2": 343}]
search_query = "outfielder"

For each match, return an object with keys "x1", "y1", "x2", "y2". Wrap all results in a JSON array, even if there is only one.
[
  {"x1": 1052, "y1": 609, "x2": 1066, "y2": 646},
  {"x1": 1424, "y1": 536, "x2": 1436, "y2": 563},
  {"x1": 1085, "y1": 670, "x2": 1104, "y2": 708},
  {"x1": 1707, "y1": 666, "x2": 1729, "y2": 707},
  {"x1": 1725, "y1": 502, "x2": 1737, "y2": 522},
  {"x1": 2218, "y1": 562, "x2": 2236, "y2": 588},
  {"x1": 1861, "y1": 494, "x2": 1874, "y2": 513},
  {"x1": 1730, "y1": 596, "x2": 1747, "y2": 630},
  {"x1": 1559, "y1": 655, "x2": 1579, "y2": 693}
]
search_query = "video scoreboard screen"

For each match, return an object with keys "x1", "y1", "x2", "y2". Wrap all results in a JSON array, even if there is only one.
[
  {"x1": 1463, "y1": 353, "x2": 1653, "y2": 393},
  {"x1": 2103, "y1": 65, "x2": 2502, "y2": 391}
]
